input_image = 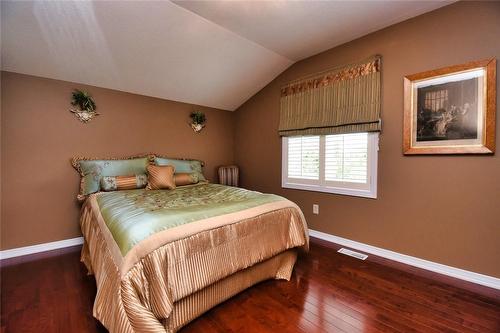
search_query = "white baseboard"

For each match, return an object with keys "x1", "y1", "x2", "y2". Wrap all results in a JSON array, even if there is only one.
[
  {"x1": 2, "y1": 231, "x2": 499, "y2": 290},
  {"x1": 309, "y1": 229, "x2": 500, "y2": 290},
  {"x1": 0, "y1": 237, "x2": 84, "y2": 260}
]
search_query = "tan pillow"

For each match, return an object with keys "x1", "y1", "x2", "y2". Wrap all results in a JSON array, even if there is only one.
[
  {"x1": 146, "y1": 165, "x2": 176, "y2": 190},
  {"x1": 174, "y1": 172, "x2": 199, "y2": 186}
]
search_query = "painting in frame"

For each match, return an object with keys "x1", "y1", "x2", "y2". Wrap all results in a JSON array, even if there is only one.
[{"x1": 403, "y1": 58, "x2": 496, "y2": 154}]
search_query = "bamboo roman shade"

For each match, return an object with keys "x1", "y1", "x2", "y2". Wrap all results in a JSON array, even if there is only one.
[{"x1": 279, "y1": 55, "x2": 382, "y2": 136}]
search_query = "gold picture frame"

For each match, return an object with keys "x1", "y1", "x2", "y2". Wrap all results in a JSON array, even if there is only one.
[{"x1": 403, "y1": 58, "x2": 496, "y2": 154}]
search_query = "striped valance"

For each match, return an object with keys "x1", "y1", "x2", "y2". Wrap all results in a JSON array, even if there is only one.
[{"x1": 279, "y1": 55, "x2": 382, "y2": 136}]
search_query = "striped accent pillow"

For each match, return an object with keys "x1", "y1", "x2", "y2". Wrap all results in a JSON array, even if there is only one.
[
  {"x1": 100, "y1": 174, "x2": 148, "y2": 191},
  {"x1": 218, "y1": 165, "x2": 239, "y2": 187},
  {"x1": 174, "y1": 172, "x2": 199, "y2": 186},
  {"x1": 146, "y1": 165, "x2": 176, "y2": 190}
]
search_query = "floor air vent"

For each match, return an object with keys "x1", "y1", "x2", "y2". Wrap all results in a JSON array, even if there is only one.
[{"x1": 337, "y1": 248, "x2": 368, "y2": 260}]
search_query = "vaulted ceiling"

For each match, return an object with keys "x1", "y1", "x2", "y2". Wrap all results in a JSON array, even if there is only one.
[{"x1": 1, "y1": 1, "x2": 452, "y2": 111}]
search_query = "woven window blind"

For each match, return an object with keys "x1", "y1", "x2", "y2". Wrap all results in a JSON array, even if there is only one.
[{"x1": 279, "y1": 55, "x2": 382, "y2": 136}]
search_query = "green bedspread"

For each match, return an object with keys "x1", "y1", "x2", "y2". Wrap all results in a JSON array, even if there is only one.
[{"x1": 96, "y1": 184, "x2": 284, "y2": 256}]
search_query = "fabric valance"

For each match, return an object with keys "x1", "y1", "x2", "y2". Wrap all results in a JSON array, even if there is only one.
[{"x1": 279, "y1": 55, "x2": 382, "y2": 136}]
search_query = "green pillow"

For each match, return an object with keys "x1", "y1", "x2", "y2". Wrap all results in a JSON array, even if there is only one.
[
  {"x1": 74, "y1": 157, "x2": 149, "y2": 197},
  {"x1": 154, "y1": 157, "x2": 207, "y2": 182}
]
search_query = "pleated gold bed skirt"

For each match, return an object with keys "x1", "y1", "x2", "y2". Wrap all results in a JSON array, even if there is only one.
[{"x1": 165, "y1": 250, "x2": 297, "y2": 332}]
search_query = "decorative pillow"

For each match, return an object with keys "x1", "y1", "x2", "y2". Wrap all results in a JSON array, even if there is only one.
[
  {"x1": 100, "y1": 174, "x2": 148, "y2": 191},
  {"x1": 153, "y1": 156, "x2": 207, "y2": 182},
  {"x1": 174, "y1": 172, "x2": 199, "y2": 186},
  {"x1": 71, "y1": 155, "x2": 151, "y2": 200},
  {"x1": 146, "y1": 165, "x2": 176, "y2": 190}
]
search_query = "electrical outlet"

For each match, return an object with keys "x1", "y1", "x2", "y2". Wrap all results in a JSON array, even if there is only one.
[{"x1": 312, "y1": 204, "x2": 319, "y2": 215}]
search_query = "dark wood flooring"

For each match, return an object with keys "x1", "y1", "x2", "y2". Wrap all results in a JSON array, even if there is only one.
[{"x1": 1, "y1": 238, "x2": 499, "y2": 332}]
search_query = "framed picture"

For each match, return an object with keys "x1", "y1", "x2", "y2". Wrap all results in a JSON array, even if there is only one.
[{"x1": 403, "y1": 58, "x2": 496, "y2": 154}]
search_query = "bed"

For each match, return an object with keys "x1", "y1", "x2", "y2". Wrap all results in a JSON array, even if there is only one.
[{"x1": 79, "y1": 182, "x2": 309, "y2": 333}]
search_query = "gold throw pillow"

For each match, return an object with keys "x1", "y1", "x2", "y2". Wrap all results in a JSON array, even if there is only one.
[{"x1": 146, "y1": 165, "x2": 176, "y2": 190}]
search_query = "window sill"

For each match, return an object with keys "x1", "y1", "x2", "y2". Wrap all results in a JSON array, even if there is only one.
[{"x1": 282, "y1": 182, "x2": 377, "y2": 199}]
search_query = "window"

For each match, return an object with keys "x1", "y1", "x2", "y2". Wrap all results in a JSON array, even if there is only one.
[
  {"x1": 424, "y1": 89, "x2": 448, "y2": 112},
  {"x1": 282, "y1": 132, "x2": 378, "y2": 198}
]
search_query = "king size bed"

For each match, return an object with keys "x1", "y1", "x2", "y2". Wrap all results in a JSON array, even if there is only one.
[{"x1": 73, "y1": 154, "x2": 309, "y2": 333}]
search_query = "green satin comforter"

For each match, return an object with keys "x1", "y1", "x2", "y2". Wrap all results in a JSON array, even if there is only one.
[{"x1": 96, "y1": 184, "x2": 284, "y2": 256}]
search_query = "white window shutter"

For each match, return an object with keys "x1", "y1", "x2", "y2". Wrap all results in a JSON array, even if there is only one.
[
  {"x1": 282, "y1": 132, "x2": 378, "y2": 198},
  {"x1": 287, "y1": 136, "x2": 320, "y2": 180},
  {"x1": 325, "y1": 133, "x2": 368, "y2": 183}
]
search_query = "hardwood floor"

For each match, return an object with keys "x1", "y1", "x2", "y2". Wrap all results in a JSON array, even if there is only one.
[{"x1": 1, "y1": 239, "x2": 499, "y2": 332}]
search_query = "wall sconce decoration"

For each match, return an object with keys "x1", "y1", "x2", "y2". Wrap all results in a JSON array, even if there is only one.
[
  {"x1": 70, "y1": 89, "x2": 99, "y2": 123},
  {"x1": 190, "y1": 111, "x2": 206, "y2": 133}
]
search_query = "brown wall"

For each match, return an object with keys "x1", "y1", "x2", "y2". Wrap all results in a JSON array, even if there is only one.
[
  {"x1": 0, "y1": 72, "x2": 234, "y2": 250},
  {"x1": 234, "y1": 2, "x2": 500, "y2": 277},
  {"x1": 1, "y1": 2, "x2": 499, "y2": 278}
]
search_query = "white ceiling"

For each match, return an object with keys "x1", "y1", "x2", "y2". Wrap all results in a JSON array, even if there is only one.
[
  {"x1": 1, "y1": 1, "x2": 452, "y2": 111},
  {"x1": 174, "y1": 1, "x2": 453, "y2": 61}
]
